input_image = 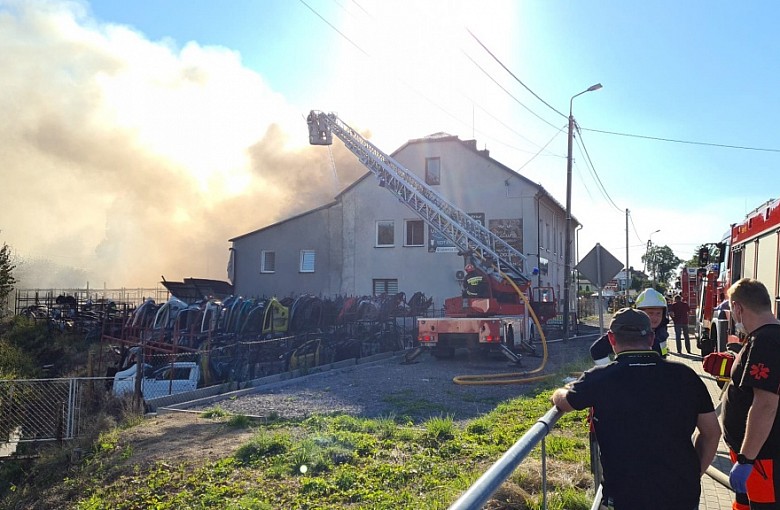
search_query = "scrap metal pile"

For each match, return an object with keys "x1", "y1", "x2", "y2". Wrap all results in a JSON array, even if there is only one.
[{"x1": 103, "y1": 290, "x2": 435, "y2": 387}]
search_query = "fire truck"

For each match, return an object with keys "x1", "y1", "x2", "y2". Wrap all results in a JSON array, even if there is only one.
[
  {"x1": 694, "y1": 197, "x2": 780, "y2": 355},
  {"x1": 306, "y1": 111, "x2": 557, "y2": 361}
]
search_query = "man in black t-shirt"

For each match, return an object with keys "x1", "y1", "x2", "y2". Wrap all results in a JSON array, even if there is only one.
[
  {"x1": 721, "y1": 278, "x2": 780, "y2": 510},
  {"x1": 552, "y1": 307, "x2": 720, "y2": 510}
]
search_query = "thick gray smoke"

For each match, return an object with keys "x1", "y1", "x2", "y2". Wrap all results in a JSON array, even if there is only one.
[{"x1": 0, "y1": 1, "x2": 364, "y2": 289}]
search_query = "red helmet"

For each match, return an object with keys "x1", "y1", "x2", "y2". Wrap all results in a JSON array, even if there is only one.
[{"x1": 465, "y1": 264, "x2": 475, "y2": 272}]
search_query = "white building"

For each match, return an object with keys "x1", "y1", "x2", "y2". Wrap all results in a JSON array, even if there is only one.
[{"x1": 228, "y1": 133, "x2": 578, "y2": 310}]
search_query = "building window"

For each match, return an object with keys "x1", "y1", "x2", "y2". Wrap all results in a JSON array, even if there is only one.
[
  {"x1": 260, "y1": 250, "x2": 275, "y2": 273},
  {"x1": 425, "y1": 157, "x2": 440, "y2": 185},
  {"x1": 373, "y1": 279, "x2": 399, "y2": 296},
  {"x1": 300, "y1": 250, "x2": 315, "y2": 273},
  {"x1": 376, "y1": 220, "x2": 395, "y2": 247},
  {"x1": 405, "y1": 220, "x2": 424, "y2": 246}
]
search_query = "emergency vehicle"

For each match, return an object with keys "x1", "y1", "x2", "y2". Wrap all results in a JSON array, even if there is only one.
[
  {"x1": 307, "y1": 111, "x2": 557, "y2": 362},
  {"x1": 694, "y1": 197, "x2": 780, "y2": 356}
]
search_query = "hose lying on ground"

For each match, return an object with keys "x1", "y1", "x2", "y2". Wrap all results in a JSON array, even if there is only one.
[{"x1": 453, "y1": 262, "x2": 552, "y2": 386}]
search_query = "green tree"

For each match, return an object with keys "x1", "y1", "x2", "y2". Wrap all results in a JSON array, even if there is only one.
[
  {"x1": 641, "y1": 244, "x2": 682, "y2": 288},
  {"x1": 0, "y1": 242, "x2": 16, "y2": 317},
  {"x1": 630, "y1": 270, "x2": 649, "y2": 291},
  {"x1": 680, "y1": 245, "x2": 704, "y2": 269}
]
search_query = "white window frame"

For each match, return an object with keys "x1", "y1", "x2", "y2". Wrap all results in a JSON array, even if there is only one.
[
  {"x1": 404, "y1": 219, "x2": 424, "y2": 247},
  {"x1": 376, "y1": 220, "x2": 395, "y2": 247},
  {"x1": 260, "y1": 250, "x2": 275, "y2": 273},
  {"x1": 299, "y1": 250, "x2": 315, "y2": 273}
]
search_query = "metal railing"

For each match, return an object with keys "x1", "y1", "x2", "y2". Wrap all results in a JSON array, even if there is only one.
[{"x1": 448, "y1": 406, "x2": 564, "y2": 510}]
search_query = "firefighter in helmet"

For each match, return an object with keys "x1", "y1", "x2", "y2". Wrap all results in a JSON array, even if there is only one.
[
  {"x1": 590, "y1": 287, "x2": 670, "y2": 365},
  {"x1": 463, "y1": 264, "x2": 489, "y2": 298}
]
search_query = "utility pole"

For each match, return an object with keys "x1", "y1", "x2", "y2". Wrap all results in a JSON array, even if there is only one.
[
  {"x1": 563, "y1": 83, "x2": 602, "y2": 341},
  {"x1": 625, "y1": 209, "x2": 630, "y2": 304}
]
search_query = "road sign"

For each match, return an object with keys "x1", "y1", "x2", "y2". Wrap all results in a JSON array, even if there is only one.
[{"x1": 576, "y1": 243, "x2": 623, "y2": 288}]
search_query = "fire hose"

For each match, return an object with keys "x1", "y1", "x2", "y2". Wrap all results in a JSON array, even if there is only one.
[{"x1": 452, "y1": 263, "x2": 553, "y2": 385}]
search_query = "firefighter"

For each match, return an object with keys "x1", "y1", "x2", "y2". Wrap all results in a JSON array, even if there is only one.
[
  {"x1": 590, "y1": 287, "x2": 670, "y2": 365},
  {"x1": 462, "y1": 264, "x2": 489, "y2": 298},
  {"x1": 552, "y1": 308, "x2": 720, "y2": 509}
]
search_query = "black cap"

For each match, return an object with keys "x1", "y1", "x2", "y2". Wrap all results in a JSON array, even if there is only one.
[{"x1": 609, "y1": 308, "x2": 651, "y2": 336}]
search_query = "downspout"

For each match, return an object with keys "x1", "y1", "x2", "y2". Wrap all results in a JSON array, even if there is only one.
[{"x1": 536, "y1": 193, "x2": 541, "y2": 291}]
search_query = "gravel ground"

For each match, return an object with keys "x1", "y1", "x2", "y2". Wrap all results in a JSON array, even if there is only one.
[{"x1": 190, "y1": 325, "x2": 601, "y2": 423}]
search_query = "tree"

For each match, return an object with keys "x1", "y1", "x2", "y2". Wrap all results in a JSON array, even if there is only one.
[
  {"x1": 641, "y1": 244, "x2": 681, "y2": 288},
  {"x1": 0, "y1": 243, "x2": 16, "y2": 317},
  {"x1": 680, "y1": 245, "x2": 705, "y2": 269}
]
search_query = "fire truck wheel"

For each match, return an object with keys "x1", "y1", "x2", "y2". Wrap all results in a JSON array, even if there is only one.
[{"x1": 699, "y1": 335, "x2": 714, "y2": 357}]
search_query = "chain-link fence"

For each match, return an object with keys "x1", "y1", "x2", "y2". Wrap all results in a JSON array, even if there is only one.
[{"x1": 0, "y1": 377, "x2": 110, "y2": 454}]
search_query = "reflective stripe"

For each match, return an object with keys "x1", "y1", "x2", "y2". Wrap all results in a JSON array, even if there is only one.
[{"x1": 719, "y1": 358, "x2": 730, "y2": 377}]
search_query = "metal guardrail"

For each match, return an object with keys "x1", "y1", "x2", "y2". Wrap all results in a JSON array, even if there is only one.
[{"x1": 448, "y1": 405, "x2": 564, "y2": 510}]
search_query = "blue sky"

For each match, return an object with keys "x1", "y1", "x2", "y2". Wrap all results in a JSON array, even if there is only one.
[{"x1": 1, "y1": 0, "x2": 777, "y2": 287}]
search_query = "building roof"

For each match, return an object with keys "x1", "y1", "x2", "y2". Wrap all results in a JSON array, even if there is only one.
[
  {"x1": 336, "y1": 132, "x2": 577, "y2": 224},
  {"x1": 231, "y1": 132, "x2": 579, "y2": 243},
  {"x1": 228, "y1": 200, "x2": 338, "y2": 242}
]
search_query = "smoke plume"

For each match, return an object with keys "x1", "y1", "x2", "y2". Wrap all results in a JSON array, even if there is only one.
[{"x1": 0, "y1": 0, "x2": 364, "y2": 289}]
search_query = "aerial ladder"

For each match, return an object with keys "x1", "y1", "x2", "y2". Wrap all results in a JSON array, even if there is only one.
[
  {"x1": 307, "y1": 111, "x2": 528, "y2": 281},
  {"x1": 307, "y1": 111, "x2": 553, "y2": 361}
]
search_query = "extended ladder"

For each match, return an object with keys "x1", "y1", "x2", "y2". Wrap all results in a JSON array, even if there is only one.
[{"x1": 307, "y1": 111, "x2": 529, "y2": 283}]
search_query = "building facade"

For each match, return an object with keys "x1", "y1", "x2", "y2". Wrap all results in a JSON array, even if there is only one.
[{"x1": 228, "y1": 134, "x2": 578, "y2": 311}]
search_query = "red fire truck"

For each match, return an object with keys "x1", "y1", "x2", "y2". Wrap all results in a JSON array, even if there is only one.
[
  {"x1": 695, "y1": 197, "x2": 780, "y2": 355},
  {"x1": 307, "y1": 111, "x2": 557, "y2": 362}
]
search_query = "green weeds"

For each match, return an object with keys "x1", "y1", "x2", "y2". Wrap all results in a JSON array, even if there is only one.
[{"x1": 5, "y1": 386, "x2": 595, "y2": 509}]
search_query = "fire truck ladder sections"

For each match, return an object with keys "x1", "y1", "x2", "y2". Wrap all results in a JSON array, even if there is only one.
[{"x1": 307, "y1": 111, "x2": 529, "y2": 283}]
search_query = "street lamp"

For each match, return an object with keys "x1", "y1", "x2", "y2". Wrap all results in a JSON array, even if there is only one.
[{"x1": 563, "y1": 83, "x2": 602, "y2": 341}]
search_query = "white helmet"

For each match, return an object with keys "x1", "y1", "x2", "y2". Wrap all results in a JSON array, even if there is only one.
[{"x1": 635, "y1": 288, "x2": 667, "y2": 309}]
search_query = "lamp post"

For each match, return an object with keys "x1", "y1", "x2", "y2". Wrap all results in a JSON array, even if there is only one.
[{"x1": 563, "y1": 83, "x2": 602, "y2": 341}]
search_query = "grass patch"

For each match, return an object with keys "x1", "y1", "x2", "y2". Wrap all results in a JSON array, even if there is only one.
[
  {"x1": 3, "y1": 385, "x2": 596, "y2": 509},
  {"x1": 201, "y1": 406, "x2": 231, "y2": 419}
]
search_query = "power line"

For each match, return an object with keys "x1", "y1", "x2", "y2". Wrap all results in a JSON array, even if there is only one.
[
  {"x1": 627, "y1": 211, "x2": 644, "y2": 244},
  {"x1": 575, "y1": 126, "x2": 623, "y2": 213},
  {"x1": 461, "y1": 50, "x2": 562, "y2": 132},
  {"x1": 466, "y1": 28, "x2": 567, "y2": 120},
  {"x1": 583, "y1": 127, "x2": 780, "y2": 153},
  {"x1": 298, "y1": 0, "x2": 370, "y2": 57},
  {"x1": 572, "y1": 160, "x2": 595, "y2": 202},
  {"x1": 467, "y1": 24, "x2": 780, "y2": 155},
  {"x1": 472, "y1": 101, "x2": 564, "y2": 156},
  {"x1": 573, "y1": 136, "x2": 613, "y2": 209},
  {"x1": 516, "y1": 125, "x2": 567, "y2": 172},
  {"x1": 348, "y1": 0, "x2": 373, "y2": 19},
  {"x1": 301, "y1": 0, "x2": 561, "y2": 160}
]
